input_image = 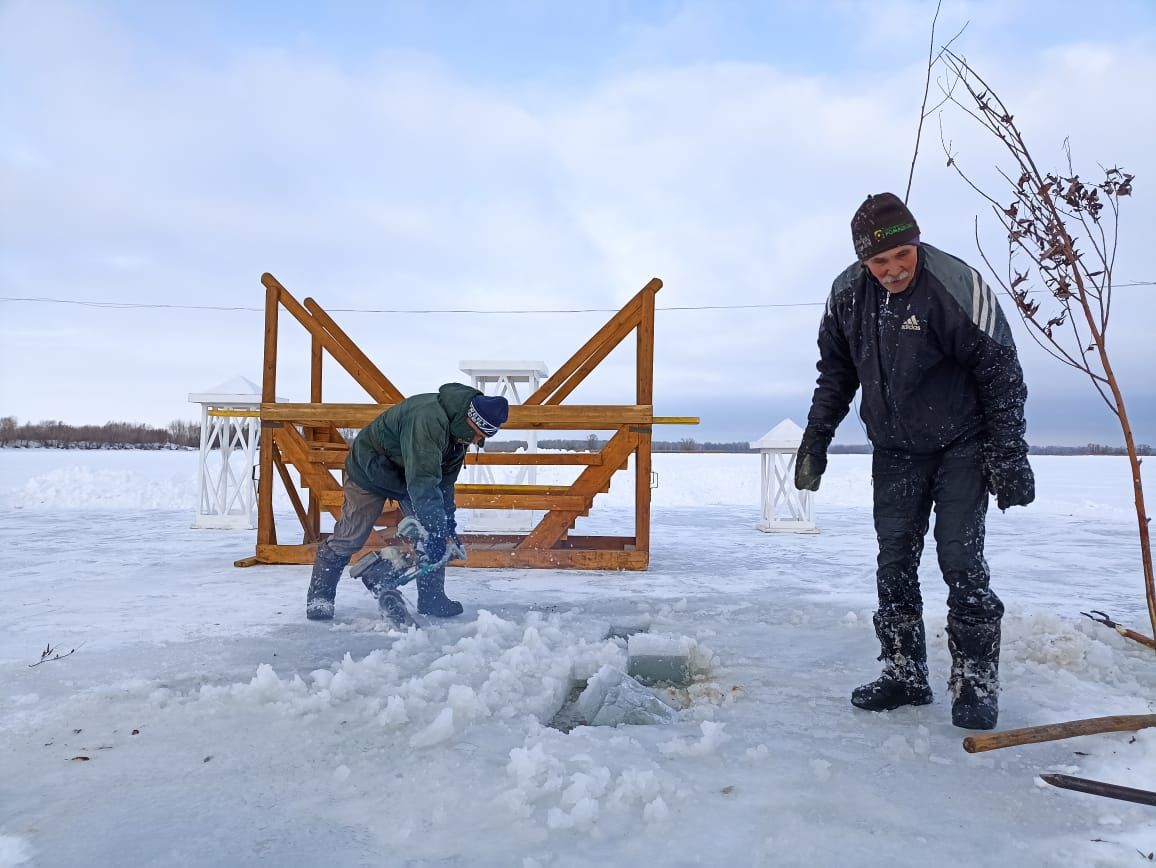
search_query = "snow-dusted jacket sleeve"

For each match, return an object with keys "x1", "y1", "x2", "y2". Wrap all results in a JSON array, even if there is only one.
[
  {"x1": 439, "y1": 466, "x2": 461, "y2": 535},
  {"x1": 806, "y1": 287, "x2": 860, "y2": 438},
  {"x1": 944, "y1": 273, "x2": 1029, "y2": 459},
  {"x1": 399, "y1": 412, "x2": 451, "y2": 560}
]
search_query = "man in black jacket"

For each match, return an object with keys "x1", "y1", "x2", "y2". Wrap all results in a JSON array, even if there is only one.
[
  {"x1": 795, "y1": 193, "x2": 1035, "y2": 730},
  {"x1": 305, "y1": 383, "x2": 509, "y2": 626}
]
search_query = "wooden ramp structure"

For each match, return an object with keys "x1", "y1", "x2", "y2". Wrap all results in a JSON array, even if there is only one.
[{"x1": 236, "y1": 273, "x2": 697, "y2": 570}]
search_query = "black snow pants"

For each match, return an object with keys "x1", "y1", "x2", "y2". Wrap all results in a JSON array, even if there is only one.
[{"x1": 871, "y1": 435, "x2": 1004, "y2": 628}]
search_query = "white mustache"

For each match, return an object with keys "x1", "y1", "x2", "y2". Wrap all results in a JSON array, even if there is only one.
[{"x1": 881, "y1": 270, "x2": 911, "y2": 285}]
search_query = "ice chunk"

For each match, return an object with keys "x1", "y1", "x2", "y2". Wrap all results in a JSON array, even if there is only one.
[
  {"x1": 627, "y1": 633, "x2": 698, "y2": 685},
  {"x1": 605, "y1": 622, "x2": 649, "y2": 640},
  {"x1": 643, "y1": 795, "x2": 670, "y2": 823},
  {"x1": 570, "y1": 666, "x2": 678, "y2": 727},
  {"x1": 409, "y1": 707, "x2": 455, "y2": 747}
]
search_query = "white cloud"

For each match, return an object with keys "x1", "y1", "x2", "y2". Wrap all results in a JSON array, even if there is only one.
[{"x1": 1, "y1": 0, "x2": 1153, "y2": 442}]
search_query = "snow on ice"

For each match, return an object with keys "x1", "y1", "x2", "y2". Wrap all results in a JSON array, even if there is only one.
[{"x1": 0, "y1": 449, "x2": 1153, "y2": 867}]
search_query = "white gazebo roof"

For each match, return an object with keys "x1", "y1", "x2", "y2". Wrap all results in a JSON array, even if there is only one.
[
  {"x1": 750, "y1": 418, "x2": 805, "y2": 450},
  {"x1": 188, "y1": 375, "x2": 264, "y2": 405},
  {"x1": 459, "y1": 360, "x2": 549, "y2": 378}
]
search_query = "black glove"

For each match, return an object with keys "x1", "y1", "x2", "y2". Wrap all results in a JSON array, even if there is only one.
[
  {"x1": 987, "y1": 453, "x2": 1035, "y2": 511},
  {"x1": 794, "y1": 426, "x2": 833, "y2": 492},
  {"x1": 422, "y1": 532, "x2": 448, "y2": 566}
]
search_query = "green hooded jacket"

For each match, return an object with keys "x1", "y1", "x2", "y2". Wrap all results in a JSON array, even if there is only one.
[{"x1": 344, "y1": 382, "x2": 482, "y2": 556}]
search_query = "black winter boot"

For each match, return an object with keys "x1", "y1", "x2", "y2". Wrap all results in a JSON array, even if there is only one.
[
  {"x1": 306, "y1": 551, "x2": 346, "y2": 620},
  {"x1": 416, "y1": 568, "x2": 463, "y2": 617},
  {"x1": 851, "y1": 615, "x2": 934, "y2": 712},
  {"x1": 947, "y1": 617, "x2": 1000, "y2": 730}
]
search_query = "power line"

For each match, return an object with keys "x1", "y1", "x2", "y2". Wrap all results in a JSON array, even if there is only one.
[
  {"x1": 2, "y1": 280, "x2": 1150, "y2": 315},
  {"x1": 0, "y1": 295, "x2": 826, "y2": 313}
]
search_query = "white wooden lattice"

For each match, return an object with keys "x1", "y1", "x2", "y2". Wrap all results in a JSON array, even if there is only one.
[
  {"x1": 189, "y1": 376, "x2": 262, "y2": 530},
  {"x1": 752, "y1": 418, "x2": 818, "y2": 533}
]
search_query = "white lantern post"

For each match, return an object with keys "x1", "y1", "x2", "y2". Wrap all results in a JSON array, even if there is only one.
[
  {"x1": 751, "y1": 418, "x2": 818, "y2": 533},
  {"x1": 188, "y1": 375, "x2": 263, "y2": 530},
  {"x1": 458, "y1": 360, "x2": 549, "y2": 532}
]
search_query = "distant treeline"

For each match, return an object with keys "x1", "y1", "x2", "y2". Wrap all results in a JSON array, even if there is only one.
[
  {"x1": 487, "y1": 437, "x2": 758, "y2": 453},
  {"x1": 1029, "y1": 443, "x2": 1152, "y2": 456},
  {"x1": 1, "y1": 417, "x2": 1149, "y2": 455},
  {"x1": 492, "y1": 439, "x2": 1153, "y2": 456},
  {"x1": 0, "y1": 417, "x2": 200, "y2": 449}
]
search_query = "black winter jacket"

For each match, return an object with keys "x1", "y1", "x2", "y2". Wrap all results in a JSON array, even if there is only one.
[{"x1": 806, "y1": 244, "x2": 1028, "y2": 458}]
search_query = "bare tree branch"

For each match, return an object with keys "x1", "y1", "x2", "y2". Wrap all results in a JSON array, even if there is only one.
[
  {"x1": 933, "y1": 50, "x2": 1154, "y2": 648},
  {"x1": 906, "y1": 0, "x2": 943, "y2": 203}
]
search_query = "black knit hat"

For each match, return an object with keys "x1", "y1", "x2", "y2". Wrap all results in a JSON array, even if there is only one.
[
  {"x1": 467, "y1": 395, "x2": 509, "y2": 438},
  {"x1": 851, "y1": 193, "x2": 920, "y2": 261}
]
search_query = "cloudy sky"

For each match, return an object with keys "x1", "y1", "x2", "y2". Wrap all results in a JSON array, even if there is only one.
[{"x1": 2, "y1": 0, "x2": 1154, "y2": 445}]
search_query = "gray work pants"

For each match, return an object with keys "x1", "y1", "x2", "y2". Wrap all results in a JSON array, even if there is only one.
[{"x1": 316, "y1": 479, "x2": 401, "y2": 565}]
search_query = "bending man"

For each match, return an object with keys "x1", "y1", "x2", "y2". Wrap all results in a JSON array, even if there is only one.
[{"x1": 306, "y1": 383, "x2": 509, "y2": 625}]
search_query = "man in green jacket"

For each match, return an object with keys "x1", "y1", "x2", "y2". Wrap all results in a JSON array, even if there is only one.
[{"x1": 306, "y1": 382, "x2": 509, "y2": 624}]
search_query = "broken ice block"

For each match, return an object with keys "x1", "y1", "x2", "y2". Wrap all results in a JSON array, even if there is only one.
[
  {"x1": 571, "y1": 666, "x2": 678, "y2": 727},
  {"x1": 627, "y1": 633, "x2": 696, "y2": 686},
  {"x1": 605, "y1": 622, "x2": 649, "y2": 640}
]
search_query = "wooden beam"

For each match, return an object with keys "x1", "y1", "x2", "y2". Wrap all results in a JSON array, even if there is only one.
[
  {"x1": 274, "y1": 425, "x2": 341, "y2": 491},
  {"x1": 543, "y1": 307, "x2": 642, "y2": 406},
  {"x1": 254, "y1": 542, "x2": 649, "y2": 570},
  {"x1": 307, "y1": 332, "x2": 323, "y2": 542},
  {"x1": 272, "y1": 444, "x2": 316, "y2": 544},
  {"x1": 454, "y1": 534, "x2": 636, "y2": 549},
  {"x1": 466, "y1": 452, "x2": 603, "y2": 466},
  {"x1": 518, "y1": 427, "x2": 637, "y2": 551},
  {"x1": 317, "y1": 489, "x2": 588, "y2": 512},
  {"x1": 261, "y1": 273, "x2": 398, "y2": 403},
  {"x1": 261, "y1": 403, "x2": 656, "y2": 429},
  {"x1": 635, "y1": 283, "x2": 656, "y2": 556},
  {"x1": 456, "y1": 484, "x2": 577, "y2": 496},
  {"x1": 526, "y1": 284, "x2": 656, "y2": 406},
  {"x1": 257, "y1": 279, "x2": 279, "y2": 547},
  {"x1": 304, "y1": 297, "x2": 405, "y2": 403}
]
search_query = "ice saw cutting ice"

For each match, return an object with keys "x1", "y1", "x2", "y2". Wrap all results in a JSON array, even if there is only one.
[{"x1": 304, "y1": 383, "x2": 509, "y2": 628}]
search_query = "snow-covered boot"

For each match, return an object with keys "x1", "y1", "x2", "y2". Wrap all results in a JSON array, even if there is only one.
[
  {"x1": 378, "y1": 588, "x2": 416, "y2": 629},
  {"x1": 416, "y1": 568, "x2": 463, "y2": 618},
  {"x1": 947, "y1": 616, "x2": 1000, "y2": 730},
  {"x1": 851, "y1": 614, "x2": 934, "y2": 712},
  {"x1": 306, "y1": 551, "x2": 346, "y2": 621}
]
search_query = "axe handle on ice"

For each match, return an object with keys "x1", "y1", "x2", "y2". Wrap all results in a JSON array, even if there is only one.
[{"x1": 962, "y1": 714, "x2": 1156, "y2": 753}]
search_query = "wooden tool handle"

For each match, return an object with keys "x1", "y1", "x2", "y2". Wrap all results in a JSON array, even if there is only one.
[
  {"x1": 1041, "y1": 774, "x2": 1156, "y2": 807},
  {"x1": 962, "y1": 714, "x2": 1156, "y2": 753}
]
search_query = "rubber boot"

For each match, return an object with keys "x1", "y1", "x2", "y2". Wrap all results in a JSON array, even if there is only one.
[
  {"x1": 416, "y1": 567, "x2": 463, "y2": 617},
  {"x1": 947, "y1": 616, "x2": 1000, "y2": 730},
  {"x1": 851, "y1": 614, "x2": 934, "y2": 712},
  {"x1": 306, "y1": 550, "x2": 346, "y2": 620}
]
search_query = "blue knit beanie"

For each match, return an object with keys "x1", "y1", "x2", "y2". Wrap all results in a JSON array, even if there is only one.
[{"x1": 467, "y1": 395, "x2": 509, "y2": 437}]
